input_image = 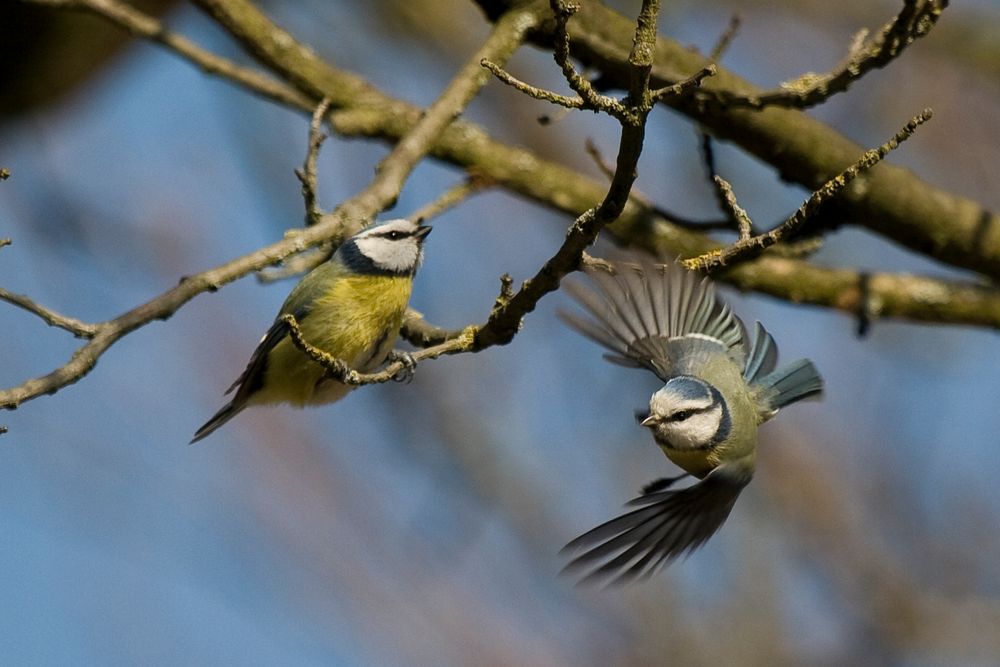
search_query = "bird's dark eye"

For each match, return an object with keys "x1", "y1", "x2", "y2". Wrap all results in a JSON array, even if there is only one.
[
  {"x1": 386, "y1": 231, "x2": 404, "y2": 240},
  {"x1": 671, "y1": 410, "x2": 694, "y2": 421}
]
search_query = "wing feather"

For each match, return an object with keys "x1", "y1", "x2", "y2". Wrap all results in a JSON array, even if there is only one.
[
  {"x1": 559, "y1": 257, "x2": 745, "y2": 381},
  {"x1": 561, "y1": 462, "x2": 752, "y2": 585}
]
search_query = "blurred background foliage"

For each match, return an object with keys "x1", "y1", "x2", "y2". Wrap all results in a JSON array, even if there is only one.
[{"x1": 1, "y1": 1, "x2": 999, "y2": 665}]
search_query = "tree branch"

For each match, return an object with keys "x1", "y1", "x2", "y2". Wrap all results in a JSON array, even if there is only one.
[
  {"x1": 32, "y1": 0, "x2": 1000, "y2": 328},
  {"x1": 294, "y1": 97, "x2": 331, "y2": 227},
  {"x1": 695, "y1": 0, "x2": 947, "y2": 111},
  {"x1": 0, "y1": 287, "x2": 99, "y2": 338},
  {"x1": 684, "y1": 108, "x2": 933, "y2": 272},
  {"x1": 20, "y1": 0, "x2": 313, "y2": 110},
  {"x1": 472, "y1": 0, "x2": 663, "y2": 348},
  {"x1": 10, "y1": 0, "x2": 1000, "y2": 417},
  {"x1": 0, "y1": 2, "x2": 541, "y2": 410},
  {"x1": 474, "y1": 0, "x2": 1000, "y2": 281}
]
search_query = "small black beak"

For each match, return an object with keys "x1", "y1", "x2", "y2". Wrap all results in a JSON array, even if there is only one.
[{"x1": 415, "y1": 225, "x2": 432, "y2": 240}]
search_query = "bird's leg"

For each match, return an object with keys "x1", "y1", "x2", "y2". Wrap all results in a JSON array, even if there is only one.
[
  {"x1": 641, "y1": 474, "x2": 690, "y2": 495},
  {"x1": 387, "y1": 349, "x2": 417, "y2": 383}
]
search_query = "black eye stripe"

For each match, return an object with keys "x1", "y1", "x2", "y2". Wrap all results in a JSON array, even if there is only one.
[
  {"x1": 375, "y1": 230, "x2": 412, "y2": 240},
  {"x1": 667, "y1": 404, "x2": 714, "y2": 422}
]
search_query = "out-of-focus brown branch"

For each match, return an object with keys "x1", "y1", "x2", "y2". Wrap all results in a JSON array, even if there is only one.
[
  {"x1": 408, "y1": 175, "x2": 494, "y2": 226},
  {"x1": 19, "y1": 0, "x2": 312, "y2": 109},
  {"x1": 694, "y1": 0, "x2": 947, "y2": 111},
  {"x1": 0, "y1": 3, "x2": 540, "y2": 410}
]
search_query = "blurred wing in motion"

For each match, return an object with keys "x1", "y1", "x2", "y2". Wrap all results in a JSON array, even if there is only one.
[{"x1": 561, "y1": 462, "x2": 752, "y2": 585}]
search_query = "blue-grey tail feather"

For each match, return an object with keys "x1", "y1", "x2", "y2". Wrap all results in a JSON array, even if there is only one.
[
  {"x1": 190, "y1": 400, "x2": 245, "y2": 444},
  {"x1": 758, "y1": 358, "x2": 823, "y2": 410}
]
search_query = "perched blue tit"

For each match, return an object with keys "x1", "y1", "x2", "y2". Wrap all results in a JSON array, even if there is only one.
[
  {"x1": 559, "y1": 257, "x2": 822, "y2": 583},
  {"x1": 191, "y1": 219, "x2": 431, "y2": 443}
]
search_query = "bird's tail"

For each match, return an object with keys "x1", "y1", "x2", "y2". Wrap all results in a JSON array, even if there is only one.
[
  {"x1": 190, "y1": 400, "x2": 245, "y2": 444},
  {"x1": 757, "y1": 358, "x2": 823, "y2": 411}
]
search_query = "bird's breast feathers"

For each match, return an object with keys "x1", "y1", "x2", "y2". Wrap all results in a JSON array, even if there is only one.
[
  {"x1": 305, "y1": 273, "x2": 413, "y2": 362},
  {"x1": 254, "y1": 274, "x2": 413, "y2": 406}
]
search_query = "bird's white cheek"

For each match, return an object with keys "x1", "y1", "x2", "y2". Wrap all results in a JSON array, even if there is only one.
[{"x1": 659, "y1": 412, "x2": 720, "y2": 450}]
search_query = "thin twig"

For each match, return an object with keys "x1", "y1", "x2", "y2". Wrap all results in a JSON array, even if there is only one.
[
  {"x1": 709, "y1": 14, "x2": 741, "y2": 62},
  {"x1": 255, "y1": 246, "x2": 332, "y2": 284},
  {"x1": 279, "y1": 314, "x2": 357, "y2": 383},
  {"x1": 695, "y1": 11, "x2": 746, "y2": 237},
  {"x1": 697, "y1": 132, "x2": 755, "y2": 236},
  {"x1": 0, "y1": 288, "x2": 99, "y2": 338},
  {"x1": 295, "y1": 97, "x2": 331, "y2": 227},
  {"x1": 692, "y1": 0, "x2": 947, "y2": 111},
  {"x1": 584, "y1": 138, "x2": 615, "y2": 180},
  {"x1": 409, "y1": 176, "x2": 494, "y2": 225},
  {"x1": 472, "y1": 0, "x2": 664, "y2": 349},
  {"x1": 399, "y1": 310, "x2": 466, "y2": 348},
  {"x1": 684, "y1": 108, "x2": 933, "y2": 272},
  {"x1": 481, "y1": 59, "x2": 585, "y2": 110},
  {"x1": 482, "y1": 0, "x2": 641, "y2": 122},
  {"x1": 712, "y1": 175, "x2": 752, "y2": 241},
  {"x1": 551, "y1": 1, "x2": 627, "y2": 118},
  {"x1": 650, "y1": 64, "x2": 716, "y2": 101},
  {"x1": 585, "y1": 138, "x2": 730, "y2": 230}
]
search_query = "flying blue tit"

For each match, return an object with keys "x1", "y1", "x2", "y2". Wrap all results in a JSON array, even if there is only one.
[
  {"x1": 559, "y1": 257, "x2": 822, "y2": 583},
  {"x1": 191, "y1": 219, "x2": 431, "y2": 443}
]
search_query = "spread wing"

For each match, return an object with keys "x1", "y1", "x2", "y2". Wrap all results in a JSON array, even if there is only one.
[
  {"x1": 561, "y1": 461, "x2": 752, "y2": 585},
  {"x1": 560, "y1": 257, "x2": 745, "y2": 381}
]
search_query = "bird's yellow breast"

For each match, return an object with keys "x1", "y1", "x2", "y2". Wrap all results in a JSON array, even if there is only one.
[
  {"x1": 660, "y1": 446, "x2": 720, "y2": 478},
  {"x1": 254, "y1": 273, "x2": 413, "y2": 407}
]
